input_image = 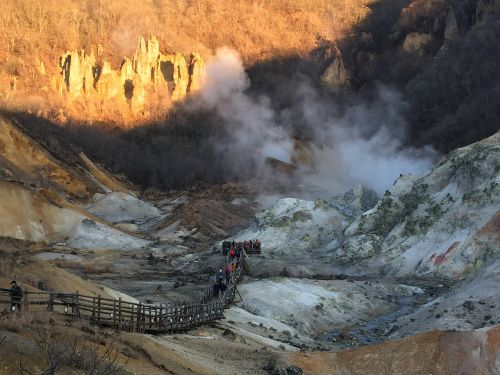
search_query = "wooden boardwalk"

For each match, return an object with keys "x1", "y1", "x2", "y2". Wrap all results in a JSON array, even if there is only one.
[{"x1": 0, "y1": 259, "x2": 246, "y2": 334}]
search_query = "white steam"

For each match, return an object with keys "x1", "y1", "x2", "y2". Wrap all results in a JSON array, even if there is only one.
[
  {"x1": 193, "y1": 48, "x2": 294, "y2": 168},
  {"x1": 196, "y1": 48, "x2": 437, "y2": 196},
  {"x1": 298, "y1": 83, "x2": 437, "y2": 195}
]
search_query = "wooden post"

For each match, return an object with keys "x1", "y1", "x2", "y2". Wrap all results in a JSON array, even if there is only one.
[
  {"x1": 97, "y1": 295, "x2": 102, "y2": 326},
  {"x1": 75, "y1": 291, "x2": 80, "y2": 319},
  {"x1": 92, "y1": 297, "x2": 96, "y2": 323},
  {"x1": 182, "y1": 304, "x2": 186, "y2": 330},
  {"x1": 136, "y1": 302, "x2": 142, "y2": 332},
  {"x1": 130, "y1": 302, "x2": 134, "y2": 332},
  {"x1": 159, "y1": 304, "x2": 163, "y2": 332},
  {"x1": 118, "y1": 298, "x2": 123, "y2": 331},
  {"x1": 23, "y1": 289, "x2": 28, "y2": 312},
  {"x1": 168, "y1": 306, "x2": 173, "y2": 332},
  {"x1": 147, "y1": 305, "x2": 151, "y2": 330},
  {"x1": 113, "y1": 300, "x2": 117, "y2": 329},
  {"x1": 48, "y1": 292, "x2": 55, "y2": 312},
  {"x1": 142, "y1": 305, "x2": 146, "y2": 332}
]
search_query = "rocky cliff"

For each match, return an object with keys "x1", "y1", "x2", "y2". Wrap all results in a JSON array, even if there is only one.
[
  {"x1": 55, "y1": 36, "x2": 204, "y2": 120},
  {"x1": 337, "y1": 0, "x2": 500, "y2": 151},
  {"x1": 334, "y1": 131, "x2": 499, "y2": 281},
  {"x1": 231, "y1": 131, "x2": 499, "y2": 342}
]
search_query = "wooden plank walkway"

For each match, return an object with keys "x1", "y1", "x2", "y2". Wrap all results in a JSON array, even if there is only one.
[{"x1": 0, "y1": 259, "x2": 247, "y2": 334}]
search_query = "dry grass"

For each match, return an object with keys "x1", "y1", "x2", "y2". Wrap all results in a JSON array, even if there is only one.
[
  {"x1": 0, "y1": 253, "x2": 42, "y2": 291},
  {"x1": 0, "y1": 313, "x2": 34, "y2": 333},
  {"x1": 0, "y1": 0, "x2": 373, "y2": 64},
  {"x1": 0, "y1": 321, "x2": 190, "y2": 375}
]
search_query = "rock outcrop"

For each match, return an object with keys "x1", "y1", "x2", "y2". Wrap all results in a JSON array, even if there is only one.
[
  {"x1": 403, "y1": 32, "x2": 433, "y2": 53},
  {"x1": 58, "y1": 36, "x2": 204, "y2": 113},
  {"x1": 60, "y1": 50, "x2": 96, "y2": 98},
  {"x1": 320, "y1": 48, "x2": 350, "y2": 91},
  {"x1": 476, "y1": 0, "x2": 498, "y2": 25},
  {"x1": 333, "y1": 131, "x2": 499, "y2": 281},
  {"x1": 188, "y1": 52, "x2": 205, "y2": 92},
  {"x1": 156, "y1": 52, "x2": 190, "y2": 101},
  {"x1": 232, "y1": 198, "x2": 348, "y2": 258},
  {"x1": 444, "y1": 6, "x2": 460, "y2": 40}
]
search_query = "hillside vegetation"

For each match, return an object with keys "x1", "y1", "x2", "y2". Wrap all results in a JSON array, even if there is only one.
[
  {"x1": 0, "y1": 0, "x2": 498, "y2": 189},
  {"x1": 0, "y1": 0, "x2": 372, "y2": 103}
]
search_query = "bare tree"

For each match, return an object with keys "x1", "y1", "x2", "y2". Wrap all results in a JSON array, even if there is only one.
[{"x1": 19, "y1": 332, "x2": 125, "y2": 375}]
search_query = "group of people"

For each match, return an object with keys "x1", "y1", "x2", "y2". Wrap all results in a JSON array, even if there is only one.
[
  {"x1": 222, "y1": 239, "x2": 261, "y2": 257},
  {"x1": 212, "y1": 240, "x2": 254, "y2": 298},
  {"x1": 212, "y1": 264, "x2": 235, "y2": 298}
]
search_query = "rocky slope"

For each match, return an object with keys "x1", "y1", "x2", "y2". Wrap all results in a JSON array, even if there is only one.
[
  {"x1": 340, "y1": 0, "x2": 500, "y2": 151},
  {"x1": 234, "y1": 198, "x2": 348, "y2": 258},
  {"x1": 0, "y1": 116, "x2": 96, "y2": 198},
  {"x1": 228, "y1": 131, "x2": 499, "y2": 348},
  {"x1": 0, "y1": 115, "x2": 155, "y2": 249},
  {"x1": 334, "y1": 131, "x2": 499, "y2": 281}
]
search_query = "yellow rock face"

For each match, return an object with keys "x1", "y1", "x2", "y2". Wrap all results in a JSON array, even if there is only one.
[
  {"x1": 57, "y1": 36, "x2": 205, "y2": 117},
  {"x1": 321, "y1": 56, "x2": 351, "y2": 91},
  {"x1": 188, "y1": 52, "x2": 205, "y2": 93},
  {"x1": 60, "y1": 50, "x2": 96, "y2": 99},
  {"x1": 95, "y1": 61, "x2": 123, "y2": 100}
]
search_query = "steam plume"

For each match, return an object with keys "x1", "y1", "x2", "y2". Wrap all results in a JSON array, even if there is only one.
[
  {"x1": 191, "y1": 48, "x2": 294, "y2": 168},
  {"x1": 193, "y1": 48, "x2": 437, "y2": 197}
]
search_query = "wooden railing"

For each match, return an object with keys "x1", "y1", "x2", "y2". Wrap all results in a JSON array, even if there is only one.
[{"x1": 0, "y1": 258, "x2": 247, "y2": 334}]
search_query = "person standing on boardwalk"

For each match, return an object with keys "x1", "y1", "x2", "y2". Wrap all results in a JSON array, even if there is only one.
[
  {"x1": 9, "y1": 281, "x2": 23, "y2": 312},
  {"x1": 236, "y1": 244, "x2": 241, "y2": 264},
  {"x1": 216, "y1": 269, "x2": 224, "y2": 284},
  {"x1": 228, "y1": 244, "x2": 236, "y2": 263}
]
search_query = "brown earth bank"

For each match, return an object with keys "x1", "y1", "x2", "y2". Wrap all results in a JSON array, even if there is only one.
[
  {"x1": 285, "y1": 326, "x2": 500, "y2": 375},
  {"x1": 0, "y1": 316, "x2": 281, "y2": 375},
  {"x1": 0, "y1": 114, "x2": 136, "y2": 199}
]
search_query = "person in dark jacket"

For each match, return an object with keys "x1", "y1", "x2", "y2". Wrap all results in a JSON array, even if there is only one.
[
  {"x1": 236, "y1": 245, "x2": 241, "y2": 264},
  {"x1": 219, "y1": 282, "x2": 227, "y2": 294},
  {"x1": 212, "y1": 282, "x2": 219, "y2": 297},
  {"x1": 9, "y1": 281, "x2": 23, "y2": 312},
  {"x1": 216, "y1": 269, "x2": 224, "y2": 284}
]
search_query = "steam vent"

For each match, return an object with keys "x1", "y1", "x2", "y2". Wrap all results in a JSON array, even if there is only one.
[{"x1": 58, "y1": 36, "x2": 204, "y2": 112}]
